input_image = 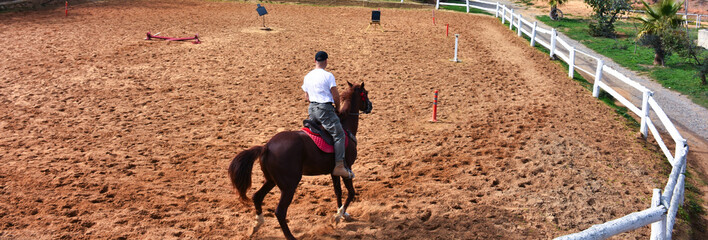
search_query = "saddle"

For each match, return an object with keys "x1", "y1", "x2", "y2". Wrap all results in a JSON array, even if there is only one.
[{"x1": 302, "y1": 119, "x2": 355, "y2": 153}]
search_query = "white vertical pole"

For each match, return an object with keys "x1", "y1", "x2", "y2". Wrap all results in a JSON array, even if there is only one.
[
  {"x1": 650, "y1": 189, "x2": 666, "y2": 240},
  {"x1": 501, "y1": 7, "x2": 506, "y2": 24},
  {"x1": 401, "y1": 0, "x2": 403, "y2": 3},
  {"x1": 568, "y1": 47, "x2": 575, "y2": 78},
  {"x1": 509, "y1": 9, "x2": 514, "y2": 30},
  {"x1": 699, "y1": 15, "x2": 702, "y2": 27},
  {"x1": 517, "y1": 14, "x2": 522, "y2": 36},
  {"x1": 550, "y1": 28, "x2": 557, "y2": 59},
  {"x1": 530, "y1": 21, "x2": 537, "y2": 47},
  {"x1": 495, "y1": 2, "x2": 499, "y2": 18},
  {"x1": 466, "y1": 0, "x2": 470, "y2": 13},
  {"x1": 593, "y1": 60, "x2": 604, "y2": 98},
  {"x1": 696, "y1": 15, "x2": 700, "y2": 27},
  {"x1": 453, "y1": 34, "x2": 460, "y2": 62},
  {"x1": 435, "y1": 0, "x2": 440, "y2": 9},
  {"x1": 640, "y1": 91, "x2": 653, "y2": 138}
]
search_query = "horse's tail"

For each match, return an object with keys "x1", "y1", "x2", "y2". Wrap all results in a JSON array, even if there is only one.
[{"x1": 228, "y1": 145, "x2": 265, "y2": 203}]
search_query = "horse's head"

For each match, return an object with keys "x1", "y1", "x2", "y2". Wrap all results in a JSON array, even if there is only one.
[{"x1": 347, "y1": 81, "x2": 372, "y2": 115}]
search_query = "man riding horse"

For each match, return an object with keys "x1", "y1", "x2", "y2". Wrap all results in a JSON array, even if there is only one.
[
  {"x1": 301, "y1": 51, "x2": 355, "y2": 179},
  {"x1": 229, "y1": 50, "x2": 371, "y2": 239}
]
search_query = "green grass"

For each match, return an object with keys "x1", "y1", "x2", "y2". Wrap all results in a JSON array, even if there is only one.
[
  {"x1": 676, "y1": 170, "x2": 706, "y2": 237},
  {"x1": 537, "y1": 16, "x2": 708, "y2": 109},
  {"x1": 514, "y1": 0, "x2": 535, "y2": 6}
]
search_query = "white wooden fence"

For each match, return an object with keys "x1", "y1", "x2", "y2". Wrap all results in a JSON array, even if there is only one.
[
  {"x1": 629, "y1": 9, "x2": 707, "y2": 28},
  {"x1": 436, "y1": 1, "x2": 690, "y2": 239}
]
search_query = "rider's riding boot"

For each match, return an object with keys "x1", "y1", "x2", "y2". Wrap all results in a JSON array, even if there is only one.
[{"x1": 333, "y1": 160, "x2": 354, "y2": 179}]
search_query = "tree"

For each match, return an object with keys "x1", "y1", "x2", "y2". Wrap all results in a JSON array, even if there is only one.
[
  {"x1": 583, "y1": 0, "x2": 631, "y2": 37},
  {"x1": 549, "y1": 0, "x2": 568, "y2": 20},
  {"x1": 637, "y1": 0, "x2": 706, "y2": 85},
  {"x1": 636, "y1": 0, "x2": 685, "y2": 66}
]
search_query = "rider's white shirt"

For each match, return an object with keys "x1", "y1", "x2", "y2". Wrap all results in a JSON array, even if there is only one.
[{"x1": 302, "y1": 68, "x2": 336, "y2": 103}]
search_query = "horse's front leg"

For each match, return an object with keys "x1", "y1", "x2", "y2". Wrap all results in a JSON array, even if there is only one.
[
  {"x1": 334, "y1": 177, "x2": 355, "y2": 223},
  {"x1": 331, "y1": 175, "x2": 347, "y2": 224}
]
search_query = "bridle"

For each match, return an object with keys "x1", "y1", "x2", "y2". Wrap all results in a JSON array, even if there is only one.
[{"x1": 348, "y1": 90, "x2": 371, "y2": 116}]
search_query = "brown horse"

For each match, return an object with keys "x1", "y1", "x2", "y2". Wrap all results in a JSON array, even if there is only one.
[{"x1": 228, "y1": 82, "x2": 372, "y2": 240}]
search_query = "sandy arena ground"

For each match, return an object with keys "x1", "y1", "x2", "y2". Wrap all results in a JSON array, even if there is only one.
[{"x1": 0, "y1": 0, "x2": 675, "y2": 239}]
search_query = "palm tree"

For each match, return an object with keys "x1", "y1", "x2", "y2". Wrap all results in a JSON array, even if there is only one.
[
  {"x1": 549, "y1": 0, "x2": 568, "y2": 20},
  {"x1": 636, "y1": 0, "x2": 684, "y2": 66}
]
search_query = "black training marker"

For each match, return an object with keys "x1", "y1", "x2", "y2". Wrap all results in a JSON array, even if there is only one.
[
  {"x1": 366, "y1": 10, "x2": 384, "y2": 32},
  {"x1": 257, "y1": 4, "x2": 268, "y2": 16},
  {"x1": 371, "y1": 10, "x2": 380, "y2": 22}
]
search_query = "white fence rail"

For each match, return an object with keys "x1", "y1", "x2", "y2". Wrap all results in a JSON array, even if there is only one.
[
  {"x1": 436, "y1": 1, "x2": 690, "y2": 239},
  {"x1": 629, "y1": 10, "x2": 707, "y2": 28}
]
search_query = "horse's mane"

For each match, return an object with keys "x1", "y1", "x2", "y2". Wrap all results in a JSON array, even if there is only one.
[
  {"x1": 339, "y1": 84, "x2": 359, "y2": 103},
  {"x1": 338, "y1": 83, "x2": 360, "y2": 120}
]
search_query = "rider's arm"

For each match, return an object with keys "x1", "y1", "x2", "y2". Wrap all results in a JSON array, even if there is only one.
[
  {"x1": 330, "y1": 87, "x2": 340, "y2": 113},
  {"x1": 304, "y1": 92, "x2": 310, "y2": 103}
]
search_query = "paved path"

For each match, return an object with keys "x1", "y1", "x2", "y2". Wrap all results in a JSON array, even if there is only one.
[{"x1": 467, "y1": 0, "x2": 708, "y2": 143}]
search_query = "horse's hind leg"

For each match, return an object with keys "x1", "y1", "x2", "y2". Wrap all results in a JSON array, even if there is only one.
[
  {"x1": 251, "y1": 180, "x2": 275, "y2": 236},
  {"x1": 275, "y1": 184, "x2": 299, "y2": 240}
]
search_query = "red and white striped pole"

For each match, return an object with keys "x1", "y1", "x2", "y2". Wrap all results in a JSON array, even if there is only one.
[
  {"x1": 430, "y1": 90, "x2": 438, "y2": 122},
  {"x1": 432, "y1": 9, "x2": 436, "y2": 25}
]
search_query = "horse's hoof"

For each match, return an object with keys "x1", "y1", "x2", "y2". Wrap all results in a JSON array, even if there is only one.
[
  {"x1": 250, "y1": 226, "x2": 261, "y2": 236},
  {"x1": 333, "y1": 212, "x2": 351, "y2": 225},
  {"x1": 250, "y1": 214, "x2": 265, "y2": 236}
]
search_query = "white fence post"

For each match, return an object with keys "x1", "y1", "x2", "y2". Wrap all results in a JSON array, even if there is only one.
[
  {"x1": 435, "y1": 0, "x2": 440, "y2": 9},
  {"x1": 517, "y1": 14, "x2": 522, "y2": 36},
  {"x1": 698, "y1": 15, "x2": 702, "y2": 27},
  {"x1": 650, "y1": 189, "x2": 666, "y2": 240},
  {"x1": 550, "y1": 28, "x2": 557, "y2": 59},
  {"x1": 593, "y1": 60, "x2": 604, "y2": 98},
  {"x1": 680, "y1": 142, "x2": 688, "y2": 206},
  {"x1": 509, "y1": 9, "x2": 514, "y2": 30},
  {"x1": 666, "y1": 173, "x2": 686, "y2": 240},
  {"x1": 501, "y1": 7, "x2": 506, "y2": 24},
  {"x1": 453, "y1": 34, "x2": 460, "y2": 62},
  {"x1": 530, "y1": 21, "x2": 537, "y2": 47},
  {"x1": 568, "y1": 47, "x2": 575, "y2": 78},
  {"x1": 466, "y1": 0, "x2": 470, "y2": 13},
  {"x1": 640, "y1": 91, "x2": 654, "y2": 138},
  {"x1": 495, "y1": 2, "x2": 499, "y2": 18}
]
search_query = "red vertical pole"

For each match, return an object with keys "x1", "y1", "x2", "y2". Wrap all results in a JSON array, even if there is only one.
[
  {"x1": 65, "y1": 1, "x2": 68, "y2": 17},
  {"x1": 432, "y1": 9, "x2": 436, "y2": 25},
  {"x1": 446, "y1": 24, "x2": 449, "y2": 37},
  {"x1": 431, "y1": 90, "x2": 438, "y2": 122}
]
